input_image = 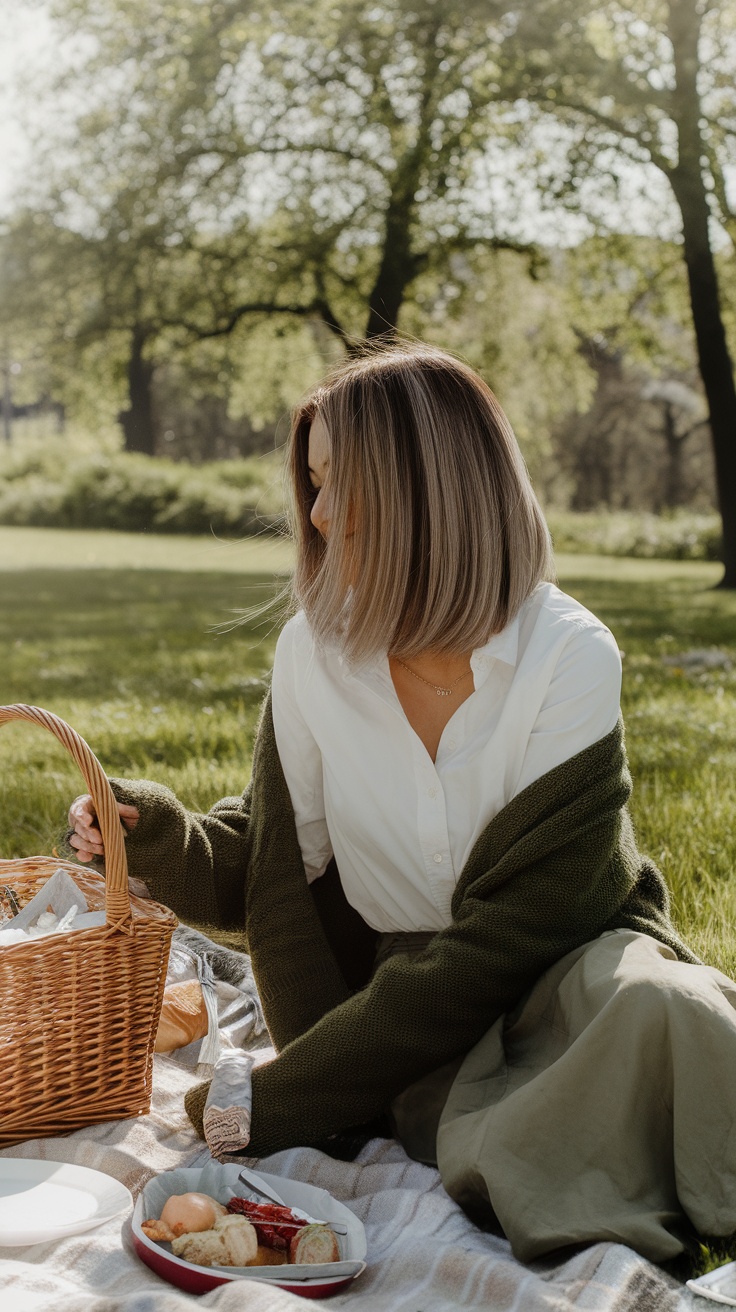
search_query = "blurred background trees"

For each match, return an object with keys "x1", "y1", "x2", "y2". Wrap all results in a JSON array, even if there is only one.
[{"x1": 0, "y1": 0, "x2": 734, "y2": 577}]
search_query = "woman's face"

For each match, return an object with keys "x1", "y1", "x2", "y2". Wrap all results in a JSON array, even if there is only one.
[{"x1": 308, "y1": 414, "x2": 332, "y2": 540}]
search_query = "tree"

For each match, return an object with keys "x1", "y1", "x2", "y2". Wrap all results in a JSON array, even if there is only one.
[
  {"x1": 2, "y1": 207, "x2": 197, "y2": 456},
  {"x1": 499, "y1": 0, "x2": 736, "y2": 583},
  {"x1": 5, "y1": 0, "x2": 547, "y2": 450},
  {"x1": 13, "y1": 0, "x2": 731, "y2": 504},
  {"x1": 46, "y1": 0, "x2": 534, "y2": 350}
]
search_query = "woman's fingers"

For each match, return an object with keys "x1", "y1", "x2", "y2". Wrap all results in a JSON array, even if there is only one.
[
  {"x1": 68, "y1": 794, "x2": 103, "y2": 861},
  {"x1": 69, "y1": 841, "x2": 99, "y2": 862},
  {"x1": 67, "y1": 830, "x2": 103, "y2": 862},
  {"x1": 117, "y1": 803, "x2": 140, "y2": 829},
  {"x1": 67, "y1": 794, "x2": 140, "y2": 861}
]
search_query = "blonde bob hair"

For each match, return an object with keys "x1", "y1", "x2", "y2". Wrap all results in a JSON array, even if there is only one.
[{"x1": 288, "y1": 342, "x2": 554, "y2": 663}]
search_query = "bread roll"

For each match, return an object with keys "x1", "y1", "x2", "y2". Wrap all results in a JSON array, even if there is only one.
[
  {"x1": 172, "y1": 1214, "x2": 258, "y2": 1267},
  {"x1": 289, "y1": 1223, "x2": 340, "y2": 1264},
  {"x1": 155, "y1": 979, "x2": 209, "y2": 1052},
  {"x1": 160, "y1": 1192, "x2": 226, "y2": 1236}
]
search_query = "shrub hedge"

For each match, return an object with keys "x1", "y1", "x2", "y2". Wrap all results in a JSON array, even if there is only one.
[
  {"x1": 0, "y1": 444, "x2": 722, "y2": 560},
  {"x1": 0, "y1": 447, "x2": 285, "y2": 537},
  {"x1": 547, "y1": 510, "x2": 722, "y2": 562}
]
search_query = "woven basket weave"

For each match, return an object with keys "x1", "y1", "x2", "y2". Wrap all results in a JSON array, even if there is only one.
[{"x1": 0, "y1": 703, "x2": 177, "y2": 1148}]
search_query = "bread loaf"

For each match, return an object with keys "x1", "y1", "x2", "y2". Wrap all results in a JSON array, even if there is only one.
[
  {"x1": 171, "y1": 1214, "x2": 258, "y2": 1267},
  {"x1": 154, "y1": 979, "x2": 209, "y2": 1052}
]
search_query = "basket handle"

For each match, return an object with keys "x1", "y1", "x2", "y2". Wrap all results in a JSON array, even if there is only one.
[{"x1": 0, "y1": 704, "x2": 130, "y2": 929}]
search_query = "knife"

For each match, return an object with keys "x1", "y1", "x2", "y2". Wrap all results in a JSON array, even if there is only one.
[{"x1": 237, "y1": 1167, "x2": 349, "y2": 1236}]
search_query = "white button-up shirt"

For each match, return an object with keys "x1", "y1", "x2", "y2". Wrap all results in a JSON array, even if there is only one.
[{"x1": 271, "y1": 582, "x2": 622, "y2": 933}]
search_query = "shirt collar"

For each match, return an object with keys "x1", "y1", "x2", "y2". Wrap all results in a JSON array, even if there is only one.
[
  {"x1": 469, "y1": 612, "x2": 520, "y2": 688},
  {"x1": 340, "y1": 610, "x2": 521, "y2": 690}
]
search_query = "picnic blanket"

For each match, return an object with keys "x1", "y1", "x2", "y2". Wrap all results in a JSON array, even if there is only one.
[{"x1": 1, "y1": 1050, "x2": 699, "y2": 1312}]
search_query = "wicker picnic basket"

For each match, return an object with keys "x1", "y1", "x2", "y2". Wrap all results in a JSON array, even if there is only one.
[{"x1": 0, "y1": 704, "x2": 177, "y2": 1148}]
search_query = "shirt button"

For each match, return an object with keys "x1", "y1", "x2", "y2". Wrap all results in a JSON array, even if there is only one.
[
  {"x1": 433, "y1": 852, "x2": 443, "y2": 863},
  {"x1": 446, "y1": 738, "x2": 456, "y2": 750},
  {"x1": 428, "y1": 786, "x2": 437, "y2": 799}
]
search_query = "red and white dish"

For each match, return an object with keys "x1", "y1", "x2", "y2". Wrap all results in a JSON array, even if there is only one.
[{"x1": 132, "y1": 1164, "x2": 366, "y2": 1299}]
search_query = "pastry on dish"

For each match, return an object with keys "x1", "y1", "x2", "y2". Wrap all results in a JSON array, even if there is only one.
[
  {"x1": 159, "y1": 1191, "x2": 227, "y2": 1238},
  {"x1": 141, "y1": 1217, "x2": 176, "y2": 1243},
  {"x1": 171, "y1": 1214, "x2": 258, "y2": 1267},
  {"x1": 227, "y1": 1196, "x2": 307, "y2": 1250},
  {"x1": 289, "y1": 1222, "x2": 340, "y2": 1264},
  {"x1": 142, "y1": 1187, "x2": 341, "y2": 1269},
  {"x1": 227, "y1": 1197, "x2": 340, "y2": 1264}
]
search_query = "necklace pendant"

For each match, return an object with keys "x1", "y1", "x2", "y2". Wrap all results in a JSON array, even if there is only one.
[{"x1": 437, "y1": 688, "x2": 451, "y2": 696}]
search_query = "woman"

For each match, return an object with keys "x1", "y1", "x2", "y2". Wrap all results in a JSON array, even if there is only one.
[{"x1": 68, "y1": 344, "x2": 736, "y2": 1264}]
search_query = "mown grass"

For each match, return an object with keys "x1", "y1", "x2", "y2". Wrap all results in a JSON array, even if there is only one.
[
  {"x1": 1, "y1": 527, "x2": 735, "y2": 1277},
  {"x1": 1, "y1": 530, "x2": 734, "y2": 978},
  {"x1": 559, "y1": 558, "x2": 736, "y2": 978}
]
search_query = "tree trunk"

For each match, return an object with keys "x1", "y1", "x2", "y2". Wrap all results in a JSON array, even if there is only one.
[
  {"x1": 1, "y1": 358, "x2": 11, "y2": 444},
  {"x1": 660, "y1": 402, "x2": 685, "y2": 510},
  {"x1": 364, "y1": 195, "x2": 422, "y2": 339},
  {"x1": 667, "y1": 0, "x2": 736, "y2": 586},
  {"x1": 364, "y1": 32, "x2": 439, "y2": 340},
  {"x1": 118, "y1": 325, "x2": 156, "y2": 456}
]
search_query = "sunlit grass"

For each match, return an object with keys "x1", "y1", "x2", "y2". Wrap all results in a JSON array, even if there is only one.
[
  {"x1": 1, "y1": 530, "x2": 734, "y2": 979},
  {"x1": 0, "y1": 525, "x2": 294, "y2": 573},
  {"x1": 559, "y1": 562, "x2": 736, "y2": 975},
  {"x1": 1, "y1": 527, "x2": 735, "y2": 1275}
]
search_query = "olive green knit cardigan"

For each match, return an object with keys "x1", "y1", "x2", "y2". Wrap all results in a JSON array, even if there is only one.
[{"x1": 106, "y1": 692, "x2": 696, "y2": 1157}]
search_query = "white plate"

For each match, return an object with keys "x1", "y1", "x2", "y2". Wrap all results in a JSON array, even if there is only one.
[{"x1": 0, "y1": 1159, "x2": 132, "y2": 1246}]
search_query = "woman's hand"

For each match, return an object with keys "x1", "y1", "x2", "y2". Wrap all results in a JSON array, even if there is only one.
[{"x1": 67, "y1": 793, "x2": 140, "y2": 862}]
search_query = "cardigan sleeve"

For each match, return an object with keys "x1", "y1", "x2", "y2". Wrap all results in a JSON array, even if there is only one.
[
  {"x1": 104, "y1": 774, "x2": 253, "y2": 931},
  {"x1": 101, "y1": 687, "x2": 354, "y2": 1047},
  {"x1": 98, "y1": 689, "x2": 277, "y2": 930}
]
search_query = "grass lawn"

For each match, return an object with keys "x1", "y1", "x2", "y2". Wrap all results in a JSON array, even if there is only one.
[
  {"x1": 1, "y1": 527, "x2": 735, "y2": 976},
  {"x1": 1, "y1": 526, "x2": 735, "y2": 1275}
]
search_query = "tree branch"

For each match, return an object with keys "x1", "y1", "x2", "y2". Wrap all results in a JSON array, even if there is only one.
[
  {"x1": 702, "y1": 137, "x2": 736, "y2": 243},
  {"x1": 162, "y1": 297, "x2": 352, "y2": 347},
  {"x1": 526, "y1": 91, "x2": 673, "y2": 176}
]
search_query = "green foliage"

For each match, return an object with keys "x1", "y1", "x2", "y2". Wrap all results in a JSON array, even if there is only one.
[
  {"x1": 547, "y1": 510, "x2": 723, "y2": 561},
  {"x1": 2, "y1": 0, "x2": 735, "y2": 544},
  {"x1": 225, "y1": 319, "x2": 330, "y2": 430},
  {"x1": 0, "y1": 442, "x2": 285, "y2": 536},
  {"x1": 566, "y1": 235, "x2": 697, "y2": 373},
  {"x1": 0, "y1": 433, "x2": 724, "y2": 558}
]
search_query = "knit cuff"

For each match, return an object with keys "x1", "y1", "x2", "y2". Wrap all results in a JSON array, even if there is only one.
[
  {"x1": 108, "y1": 777, "x2": 182, "y2": 850},
  {"x1": 184, "y1": 1080, "x2": 211, "y2": 1139},
  {"x1": 106, "y1": 776, "x2": 190, "y2": 891}
]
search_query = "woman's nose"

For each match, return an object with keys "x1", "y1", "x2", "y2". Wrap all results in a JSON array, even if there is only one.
[{"x1": 310, "y1": 487, "x2": 330, "y2": 539}]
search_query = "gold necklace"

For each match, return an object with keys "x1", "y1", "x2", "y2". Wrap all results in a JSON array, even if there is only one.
[{"x1": 393, "y1": 657, "x2": 473, "y2": 698}]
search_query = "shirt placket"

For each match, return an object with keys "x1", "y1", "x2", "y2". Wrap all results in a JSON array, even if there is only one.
[
  {"x1": 354, "y1": 659, "x2": 458, "y2": 924},
  {"x1": 412, "y1": 736, "x2": 455, "y2": 922}
]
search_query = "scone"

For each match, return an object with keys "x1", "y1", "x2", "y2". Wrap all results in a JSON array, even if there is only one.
[{"x1": 172, "y1": 1214, "x2": 258, "y2": 1267}]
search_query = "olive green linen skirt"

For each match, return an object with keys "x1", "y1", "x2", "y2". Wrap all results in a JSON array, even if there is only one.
[{"x1": 427, "y1": 929, "x2": 736, "y2": 1263}]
